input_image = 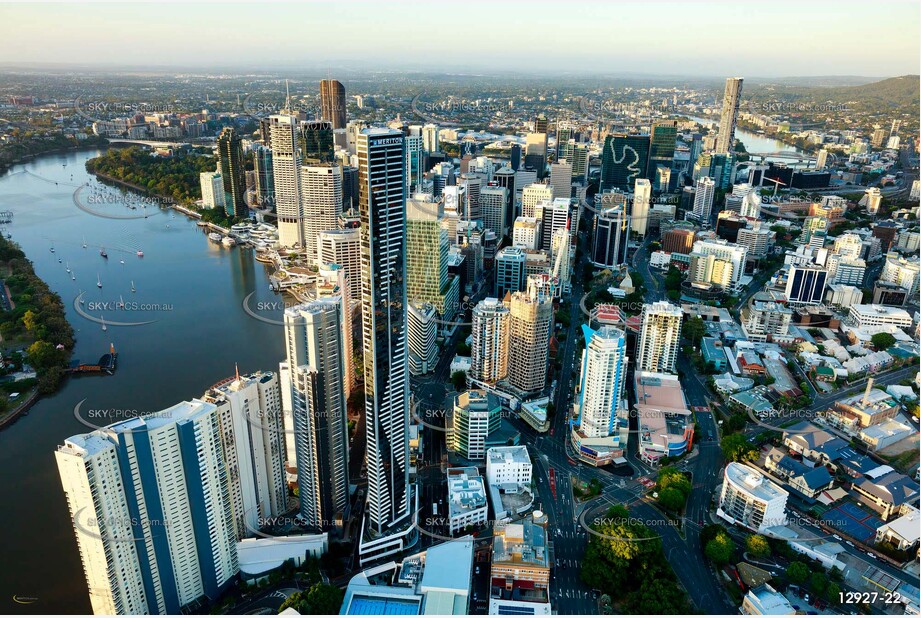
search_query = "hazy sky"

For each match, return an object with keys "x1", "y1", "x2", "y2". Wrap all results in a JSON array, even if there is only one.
[{"x1": 1, "y1": 1, "x2": 919, "y2": 77}]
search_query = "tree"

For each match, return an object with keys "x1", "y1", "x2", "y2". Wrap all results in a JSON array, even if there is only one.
[
  {"x1": 657, "y1": 487, "x2": 685, "y2": 512},
  {"x1": 704, "y1": 531, "x2": 735, "y2": 564},
  {"x1": 826, "y1": 582, "x2": 841, "y2": 604},
  {"x1": 871, "y1": 332, "x2": 896, "y2": 351},
  {"x1": 746, "y1": 534, "x2": 771, "y2": 558},
  {"x1": 451, "y1": 371, "x2": 467, "y2": 391},
  {"x1": 623, "y1": 578, "x2": 690, "y2": 614},
  {"x1": 720, "y1": 433, "x2": 758, "y2": 462},
  {"x1": 683, "y1": 317, "x2": 706, "y2": 345},
  {"x1": 808, "y1": 571, "x2": 829, "y2": 597},
  {"x1": 786, "y1": 561, "x2": 809, "y2": 585}
]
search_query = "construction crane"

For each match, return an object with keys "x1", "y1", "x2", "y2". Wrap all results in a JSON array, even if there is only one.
[{"x1": 763, "y1": 176, "x2": 786, "y2": 198}]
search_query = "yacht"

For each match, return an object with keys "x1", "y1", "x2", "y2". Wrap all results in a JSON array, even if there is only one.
[
  {"x1": 208, "y1": 232, "x2": 222, "y2": 242},
  {"x1": 222, "y1": 236, "x2": 236, "y2": 247}
]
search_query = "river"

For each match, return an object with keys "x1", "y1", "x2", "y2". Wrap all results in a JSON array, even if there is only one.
[
  {"x1": 687, "y1": 115, "x2": 806, "y2": 156},
  {"x1": 0, "y1": 149, "x2": 288, "y2": 614}
]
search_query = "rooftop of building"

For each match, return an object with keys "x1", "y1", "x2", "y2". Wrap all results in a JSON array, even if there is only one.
[
  {"x1": 725, "y1": 462, "x2": 789, "y2": 502},
  {"x1": 487, "y1": 445, "x2": 530, "y2": 466},
  {"x1": 447, "y1": 468, "x2": 488, "y2": 517},
  {"x1": 492, "y1": 515, "x2": 549, "y2": 569}
]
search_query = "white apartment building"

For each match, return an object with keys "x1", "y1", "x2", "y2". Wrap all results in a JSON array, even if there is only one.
[
  {"x1": 470, "y1": 298, "x2": 510, "y2": 385},
  {"x1": 717, "y1": 462, "x2": 789, "y2": 533},
  {"x1": 299, "y1": 164, "x2": 343, "y2": 265},
  {"x1": 200, "y1": 170, "x2": 225, "y2": 210},
  {"x1": 485, "y1": 446, "x2": 533, "y2": 486},
  {"x1": 847, "y1": 304, "x2": 913, "y2": 329},
  {"x1": 407, "y1": 302, "x2": 438, "y2": 376},
  {"x1": 513, "y1": 216, "x2": 540, "y2": 249},
  {"x1": 692, "y1": 176, "x2": 716, "y2": 222},
  {"x1": 521, "y1": 183, "x2": 553, "y2": 218},
  {"x1": 636, "y1": 301, "x2": 682, "y2": 373},
  {"x1": 319, "y1": 228, "x2": 362, "y2": 303},
  {"x1": 880, "y1": 252, "x2": 920, "y2": 295},
  {"x1": 632, "y1": 178, "x2": 652, "y2": 236},
  {"x1": 691, "y1": 238, "x2": 748, "y2": 292}
]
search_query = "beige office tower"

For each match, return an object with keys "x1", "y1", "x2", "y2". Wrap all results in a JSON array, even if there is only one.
[
  {"x1": 267, "y1": 113, "x2": 303, "y2": 247},
  {"x1": 521, "y1": 183, "x2": 554, "y2": 218},
  {"x1": 471, "y1": 298, "x2": 510, "y2": 385},
  {"x1": 632, "y1": 178, "x2": 652, "y2": 236},
  {"x1": 300, "y1": 164, "x2": 343, "y2": 264},
  {"x1": 716, "y1": 77, "x2": 743, "y2": 154},
  {"x1": 635, "y1": 301, "x2": 683, "y2": 374},
  {"x1": 504, "y1": 288, "x2": 553, "y2": 393},
  {"x1": 549, "y1": 159, "x2": 572, "y2": 200}
]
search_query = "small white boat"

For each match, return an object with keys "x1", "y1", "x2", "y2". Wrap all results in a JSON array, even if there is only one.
[
  {"x1": 222, "y1": 236, "x2": 236, "y2": 247},
  {"x1": 78, "y1": 290, "x2": 85, "y2": 304},
  {"x1": 96, "y1": 274, "x2": 102, "y2": 289},
  {"x1": 50, "y1": 244, "x2": 55, "y2": 253},
  {"x1": 65, "y1": 261, "x2": 70, "y2": 273},
  {"x1": 82, "y1": 236, "x2": 87, "y2": 249},
  {"x1": 137, "y1": 250, "x2": 144, "y2": 257},
  {"x1": 208, "y1": 232, "x2": 222, "y2": 242},
  {"x1": 101, "y1": 315, "x2": 107, "y2": 332},
  {"x1": 120, "y1": 259, "x2": 125, "y2": 265},
  {"x1": 131, "y1": 280, "x2": 136, "y2": 293},
  {"x1": 71, "y1": 272, "x2": 75, "y2": 281},
  {"x1": 117, "y1": 295, "x2": 125, "y2": 309}
]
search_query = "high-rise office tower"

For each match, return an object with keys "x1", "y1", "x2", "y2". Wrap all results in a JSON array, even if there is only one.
[
  {"x1": 632, "y1": 178, "x2": 652, "y2": 236},
  {"x1": 600, "y1": 133, "x2": 650, "y2": 192},
  {"x1": 505, "y1": 288, "x2": 553, "y2": 393},
  {"x1": 422, "y1": 123, "x2": 439, "y2": 153},
  {"x1": 406, "y1": 195, "x2": 459, "y2": 326},
  {"x1": 267, "y1": 113, "x2": 304, "y2": 247},
  {"x1": 217, "y1": 127, "x2": 248, "y2": 217},
  {"x1": 591, "y1": 196, "x2": 630, "y2": 268},
  {"x1": 693, "y1": 176, "x2": 716, "y2": 223},
  {"x1": 203, "y1": 370, "x2": 287, "y2": 540},
  {"x1": 405, "y1": 134, "x2": 424, "y2": 193},
  {"x1": 355, "y1": 129, "x2": 414, "y2": 560},
  {"x1": 493, "y1": 165, "x2": 517, "y2": 229},
  {"x1": 716, "y1": 77, "x2": 744, "y2": 154},
  {"x1": 691, "y1": 238, "x2": 748, "y2": 292},
  {"x1": 525, "y1": 132, "x2": 548, "y2": 176},
  {"x1": 815, "y1": 149, "x2": 829, "y2": 171},
  {"x1": 687, "y1": 133, "x2": 703, "y2": 175},
  {"x1": 319, "y1": 228, "x2": 362, "y2": 303},
  {"x1": 570, "y1": 144, "x2": 589, "y2": 185},
  {"x1": 300, "y1": 120, "x2": 335, "y2": 163},
  {"x1": 521, "y1": 183, "x2": 554, "y2": 218},
  {"x1": 55, "y1": 400, "x2": 239, "y2": 615},
  {"x1": 282, "y1": 300, "x2": 350, "y2": 530},
  {"x1": 556, "y1": 125, "x2": 574, "y2": 160},
  {"x1": 648, "y1": 119, "x2": 677, "y2": 175},
  {"x1": 449, "y1": 390, "x2": 502, "y2": 460},
  {"x1": 253, "y1": 144, "x2": 275, "y2": 210},
  {"x1": 460, "y1": 173, "x2": 482, "y2": 220},
  {"x1": 480, "y1": 185, "x2": 509, "y2": 237},
  {"x1": 636, "y1": 301, "x2": 683, "y2": 373},
  {"x1": 537, "y1": 198, "x2": 569, "y2": 253},
  {"x1": 300, "y1": 164, "x2": 343, "y2": 265},
  {"x1": 533, "y1": 114, "x2": 549, "y2": 135},
  {"x1": 509, "y1": 144, "x2": 522, "y2": 170},
  {"x1": 470, "y1": 298, "x2": 510, "y2": 385},
  {"x1": 320, "y1": 79, "x2": 347, "y2": 129},
  {"x1": 549, "y1": 160, "x2": 572, "y2": 200},
  {"x1": 495, "y1": 246, "x2": 526, "y2": 297},
  {"x1": 407, "y1": 302, "x2": 438, "y2": 376}
]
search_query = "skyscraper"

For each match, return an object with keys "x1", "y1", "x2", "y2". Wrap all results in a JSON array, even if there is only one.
[
  {"x1": 300, "y1": 164, "x2": 343, "y2": 265},
  {"x1": 356, "y1": 129, "x2": 414, "y2": 561},
  {"x1": 480, "y1": 185, "x2": 509, "y2": 237},
  {"x1": 217, "y1": 127, "x2": 248, "y2": 217},
  {"x1": 636, "y1": 301, "x2": 683, "y2": 374},
  {"x1": 407, "y1": 302, "x2": 438, "y2": 376},
  {"x1": 267, "y1": 113, "x2": 304, "y2": 247},
  {"x1": 253, "y1": 144, "x2": 275, "y2": 210},
  {"x1": 600, "y1": 133, "x2": 650, "y2": 192},
  {"x1": 471, "y1": 298, "x2": 511, "y2": 385},
  {"x1": 55, "y1": 400, "x2": 239, "y2": 614},
  {"x1": 320, "y1": 79, "x2": 347, "y2": 129},
  {"x1": 319, "y1": 228, "x2": 362, "y2": 303},
  {"x1": 693, "y1": 176, "x2": 716, "y2": 224},
  {"x1": 521, "y1": 183, "x2": 553, "y2": 218},
  {"x1": 549, "y1": 160, "x2": 572, "y2": 200},
  {"x1": 716, "y1": 77, "x2": 744, "y2": 154},
  {"x1": 505, "y1": 288, "x2": 553, "y2": 393},
  {"x1": 784, "y1": 264, "x2": 828, "y2": 306},
  {"x1": 648, "y1": 119, "x2": 677, "y2": 176},
  {"x1": 282, "y1": 300, "x2": 350, "y2": 530},
  {"x1": 300, "y1": 120, "x2": 335, "y2": 163},
  {"x1": 591, "y1": 195, "x2": 630, "y2": 268},
  {"x1": 570, "y1": 325, "x2": 629, "y2": 466},
  {"x1": 632, "y1": 178, "x2": 652, "y2": 237},
  {"x1": 406, "y1": 195, "x2": 459, "y2": 327}
]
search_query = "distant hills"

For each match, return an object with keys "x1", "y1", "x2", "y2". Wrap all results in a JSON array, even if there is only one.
[{"x1": 749, "y1": 75, "x2": 919, "y2": 108}]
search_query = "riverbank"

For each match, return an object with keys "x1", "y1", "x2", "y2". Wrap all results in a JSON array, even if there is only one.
[{"x1": 0, "y1": 137, "x2": 109, "y2": 177}]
